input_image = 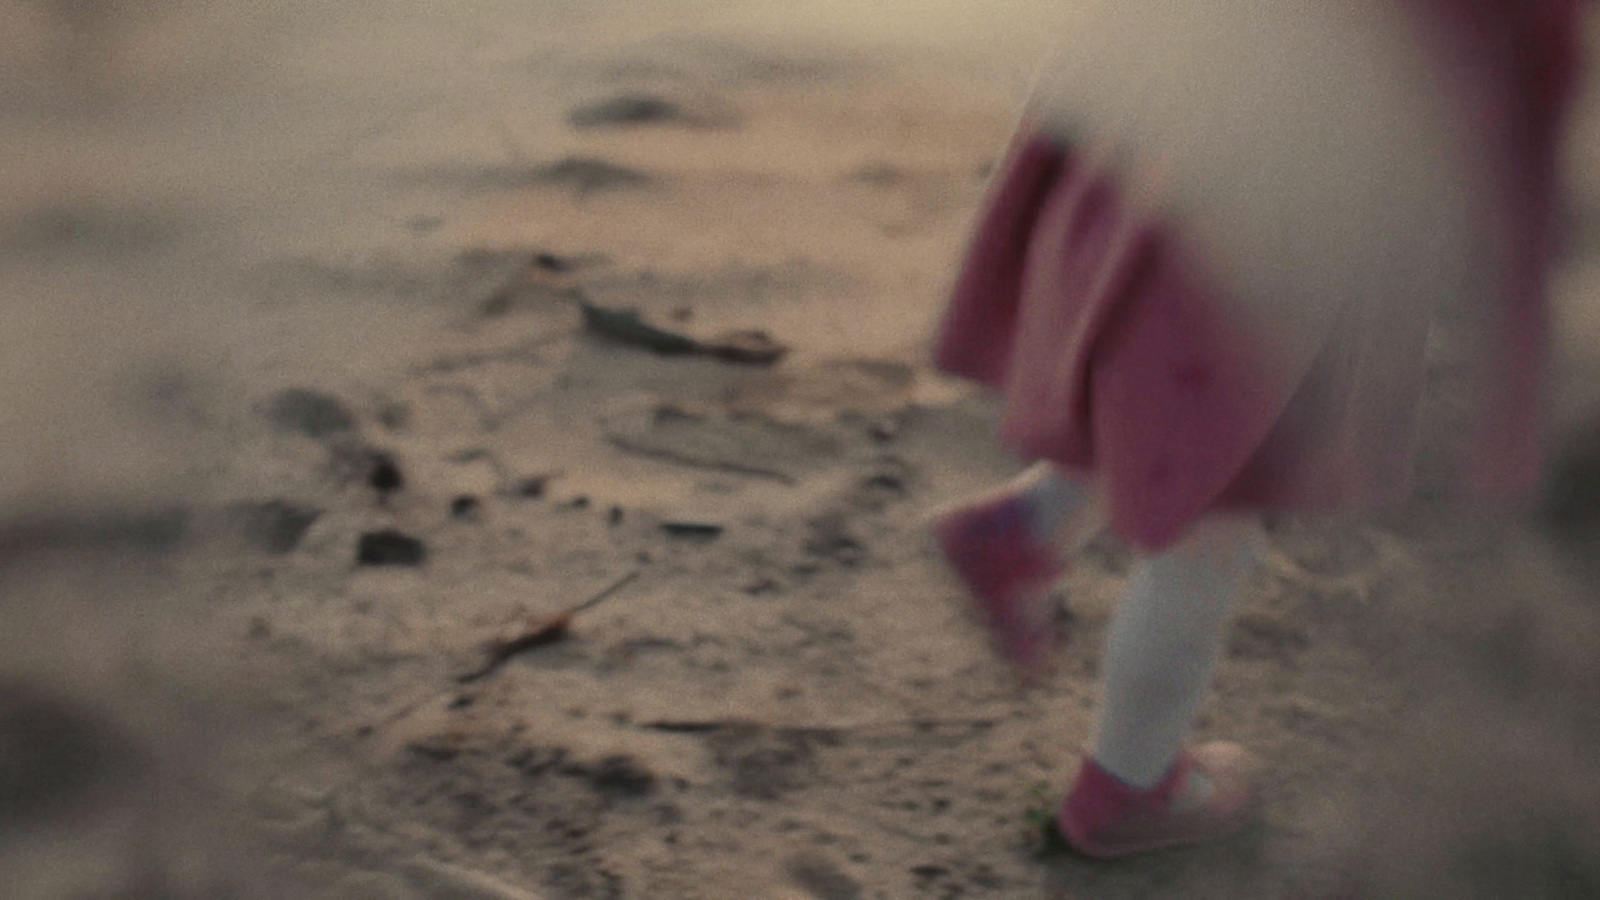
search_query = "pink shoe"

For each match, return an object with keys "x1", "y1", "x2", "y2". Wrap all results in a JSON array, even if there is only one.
[
  {"x1": 933, "y1": 487, "x2": 1066, "y2": 679},
  {"x1": 1057, "y1": 742, "x2": 1260, "y2": 859}
]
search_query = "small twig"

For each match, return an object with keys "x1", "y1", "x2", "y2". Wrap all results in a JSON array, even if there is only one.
[
  {"x1": 604, "y1": 435, "x2": 797, "y2": 484},
  {"x1": 639, "y1": 716, "x2": 998, "y2": 736},
  {"x1": 569, "y1": 568, "x2": 642, "y2": 614},
  {"x1": 456, "y1": 569, "x2": 641, "y2": 684},
  {"x1": 660, "y1": 520, "x2": 725, "y2": 539},
  {"x1": 580, "y1": 300, "x2": 788, "y2": 365},
  {"x1": 641, "y1": 720, "x2": 728, "y2": 734},
  {"x1": 408, "y1": 332, "x2": 564, "y2": 376}
]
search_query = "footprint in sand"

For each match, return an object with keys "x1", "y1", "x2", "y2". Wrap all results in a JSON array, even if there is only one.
[
  {"x1": 405, "y1": 156, "x2": 653, "y2": 196},
  {"x1": 567, "y1": 92, "x2": 743, "y2": 131},
  {"x1": 568, "y1": 94, "x2": 688, "y2": 129}
]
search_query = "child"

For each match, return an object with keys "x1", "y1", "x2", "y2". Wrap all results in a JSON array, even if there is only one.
[{"x1": 932, "y1": 0, "x2": 1585, "y2": 859}]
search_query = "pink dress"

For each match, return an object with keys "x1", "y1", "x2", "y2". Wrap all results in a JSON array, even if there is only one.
[{"x1": 934, "y1": 0, "x2": 1585, "y2": 551}]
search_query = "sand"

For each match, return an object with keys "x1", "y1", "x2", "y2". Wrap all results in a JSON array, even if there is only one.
[{"x1": 3, "y1": 2, "x2": 1600, "y2": 898}]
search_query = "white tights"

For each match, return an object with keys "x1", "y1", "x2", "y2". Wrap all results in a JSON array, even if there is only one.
[{"x1": 1025, "y1": 466, "x2": 1261, "y2": 789}]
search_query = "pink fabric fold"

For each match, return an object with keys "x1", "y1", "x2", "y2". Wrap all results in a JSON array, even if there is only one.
[{"x1": 933, "y1": 0, "x2": 1584, "y2": 552}]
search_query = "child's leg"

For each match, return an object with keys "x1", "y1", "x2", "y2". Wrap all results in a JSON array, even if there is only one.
[
  {"x1": 1057, "y1": 516, "x2": 1263, "y2": 858},
  {"x1": 934, "y1": 462, "x2": 1101, "y2": 677},
  {"x1": 1093, "y1": 516, "x2": 1262, "y2": 788}
]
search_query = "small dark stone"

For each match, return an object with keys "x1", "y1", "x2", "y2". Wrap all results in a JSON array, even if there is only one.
[
  {"x1": 451, "y1": 495, "x2": 481, "y2": 519},
  {"x1": 661, "y1": 521, "x2": 724, "y2": 540},
  {"x1": 608, "y1": 505, "x2": 624, "y2": 526},
  {"x1": 863, "y1": 472, "x2": 906, "y2": 492},
  {"x1": 644, "y1": 720, "x2": 725, "y2": 735},
  {"x1": 569, "y1": 495, "x2": 590, "y2": 509},
  {"x1": 567, "y1": 94, "x2": 685, "y2": 129},
  {"x1": 534, "y1": 252, "x2": 571, "y2": 272},
  {"x1": 263, "y1": 388, "x2": 354, "y2": 439},
  {"x1": 356, "y1": 530, "x2": 426, "y2": 566},
  {"x1": 587, "y1": 755, "x2": 656, "y2": 797},
  {"x1": 516, "y1": 476, "x2": 548, "y2": 498},
  {"x1": 368, "y1": 452, "x2": 404, "y2": 495}
]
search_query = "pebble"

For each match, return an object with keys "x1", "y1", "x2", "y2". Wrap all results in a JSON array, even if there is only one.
[
  {"x1": 451, "y1": 495, "x2": 482, "y2": 520},
  {"x1": 357, "y1": 530, "x2": 427, "y2": 566},
  {"x1": 369, "y1": 452, "x2": 404, "y2": 496}
]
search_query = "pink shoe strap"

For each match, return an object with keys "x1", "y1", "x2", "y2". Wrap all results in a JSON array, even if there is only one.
[{"x1": 1060, "y1": 752, "x2": 1192, "y2": 830}]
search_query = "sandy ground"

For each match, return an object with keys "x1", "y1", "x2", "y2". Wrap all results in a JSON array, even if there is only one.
[{"x1": 4, "y1": 2, "x2": 1600, "y2": 898}]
